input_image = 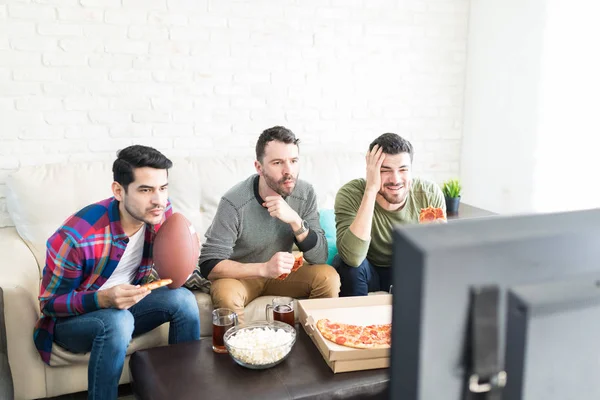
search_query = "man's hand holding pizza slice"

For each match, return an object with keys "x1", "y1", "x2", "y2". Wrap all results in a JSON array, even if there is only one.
[
  {"x1": 276, "y1": 252, "x2": 304, "y2": 280},
  {"x1": 419, "y1": 206, "x2": 447, "y2": 224}
]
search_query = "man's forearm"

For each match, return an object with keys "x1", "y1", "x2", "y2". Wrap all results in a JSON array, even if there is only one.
[
  {"x1": 348, "y1": 190, "x2": 378, "y2": 240},
  {"x1": 208, "y1": 259, "x2": 266, "y2": 280},
  {"x1": 290, "y1": 217, "x2": 309, "y2": 242},
  {"x1": 41, "y1": 291, "x2": 101, "y2": 317}
]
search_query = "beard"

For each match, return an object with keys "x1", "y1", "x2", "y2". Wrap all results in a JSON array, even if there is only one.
[
  {"x1": 378, "y1": 183, "x2": 409, "y2": 205},
  {"x1": 263, "y1": 172, "x2": 297, "y2": 197},
  {"x1": 123, "y1": 198, "x2": 163, "y2": 225}
]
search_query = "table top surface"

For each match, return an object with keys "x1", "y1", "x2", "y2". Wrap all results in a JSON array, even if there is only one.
[
  {"x1": 130, "y1": 325, "x2": 389, "y2": 400},
  {"x1": 448, "y1": 202, "x2": 497, "y2": 220}
]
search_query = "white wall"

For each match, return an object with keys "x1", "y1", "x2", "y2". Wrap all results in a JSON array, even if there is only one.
[
  {"x1": 462, "y1": 0, "x2": 600, "y2": 215},
  {"x1": 533, "y1": 0, "x2": 600, "y2": 213},
  {"x1": 461, "y1": 0, "x2": 547, "y2": 214},
  {"x1": 0, "y1": 0, "x2": 470, "y2": 227}
]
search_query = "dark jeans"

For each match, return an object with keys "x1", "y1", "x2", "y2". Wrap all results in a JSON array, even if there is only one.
[
  {"x1": 54, "y1": 286, "x2": 200, "y2": 400},
  {"x1": 332, "y1": 255, "x2": 392, "y2": 297}
]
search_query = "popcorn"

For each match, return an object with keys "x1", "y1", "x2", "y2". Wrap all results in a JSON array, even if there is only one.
[{"x1": 226, "y1": 326, "x2": 295, "y2": 366}]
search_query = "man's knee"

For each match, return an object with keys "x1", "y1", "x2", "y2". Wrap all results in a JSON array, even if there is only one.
[
  {"x1": 169, "y1": 287, "x2": 199, "y2": 314},
  {"x1": 334, "y1": 256, "x2": 372, "y2": 297},
  {"x1": 210, "y1": 279, "x2": 247, "y2": 310},
  {"x1": 101, "y1": 309, "x2": 135, "y2": 348},
  {"x1": 334, "y1": 255, "x2": 369, "y2": 277},
  {"x1": 311, "y1": 263, "x2": 341, "y2": 283},
  {"x1": 306, "y1": 264, "x2": 340, "y2": 298}
]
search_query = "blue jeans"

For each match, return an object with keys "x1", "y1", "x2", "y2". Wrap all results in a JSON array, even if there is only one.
[
  {"x1": 332, "y1": 255, "x2": 392, "y2": 297},
  {"x1": 54, "y1": 287, "x2": 200, "y2": 400}
]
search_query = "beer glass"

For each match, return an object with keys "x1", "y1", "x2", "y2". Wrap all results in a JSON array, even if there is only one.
[{"x1": 212, "y1": 308, "x2": 238, "y2": 353}]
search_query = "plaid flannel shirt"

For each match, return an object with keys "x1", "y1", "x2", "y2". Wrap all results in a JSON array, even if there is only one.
[{"x1": 33, "y1": 197, "x2": 172, "y2": 365}]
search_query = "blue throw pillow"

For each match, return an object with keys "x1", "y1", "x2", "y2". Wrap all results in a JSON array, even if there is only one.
[{"x1": 319, "y1": 209, "x2": 338, "y2": 265}]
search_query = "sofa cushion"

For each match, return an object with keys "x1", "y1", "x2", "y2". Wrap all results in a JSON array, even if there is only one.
[
  {"x1": 184, "y1": 267, "x2": 211, "y2": 293},
  {"x1": 319, "y1": 208, "x2": 338, "y2": 265},
  {"x1": 193, "y1": 291, "x2": 216, "y2": 337},
  {"x1": 6, "y1": 152, "x2": 365, "y2": 270}
]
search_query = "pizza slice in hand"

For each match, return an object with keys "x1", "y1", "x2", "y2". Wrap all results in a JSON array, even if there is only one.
[
  {"x1": 291, "y1": 252, "x2": 304, "y2": 272},
  {"x1": 140, "y1": 278, "x2": 173, "y2": 290},
  {"x1": 419, "y1": 206, "x2": 447, "y2": 224},
  {"x1": 276, "y1": 252, "x2": 304, "y2": 280}
]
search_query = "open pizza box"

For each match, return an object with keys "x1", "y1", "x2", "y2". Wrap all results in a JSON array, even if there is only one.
[{"x1": 298, "y1": 294, "x2": 392, "y2": 373}]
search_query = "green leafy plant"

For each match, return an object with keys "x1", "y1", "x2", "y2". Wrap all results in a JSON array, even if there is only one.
[{"x1": 442, "y1": 179, "x2": 462, "y2": 198}]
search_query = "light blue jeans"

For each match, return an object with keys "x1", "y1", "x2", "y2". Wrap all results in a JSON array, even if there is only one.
[{"x1": 54, "y1": 287, "x2": 200, "y2": 400}]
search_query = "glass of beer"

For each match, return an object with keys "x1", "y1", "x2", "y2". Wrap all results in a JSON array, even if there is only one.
[
  {"x1": 212, "y1": 308, "x2": 238, "y2": 353},
  {"x1": 266, "y1": 296, "x2": 295, "y2": 327}
]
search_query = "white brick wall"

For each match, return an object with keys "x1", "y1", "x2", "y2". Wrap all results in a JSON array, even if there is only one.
[{"x1": 0, "y1": 0, "x2": 469, "y2": 227}]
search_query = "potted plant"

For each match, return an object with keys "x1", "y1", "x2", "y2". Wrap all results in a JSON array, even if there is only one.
[{"x1": 442, "y1": 179, "x2": 462, "y2": 215}]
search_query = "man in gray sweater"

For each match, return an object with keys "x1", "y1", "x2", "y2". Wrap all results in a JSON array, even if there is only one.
[{"x1": 199, "y1": 126, "x2": 340, "y2": 322}]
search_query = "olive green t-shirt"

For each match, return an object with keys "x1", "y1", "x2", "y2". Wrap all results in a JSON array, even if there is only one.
[{"x1": 334, "y1": 178, "x2": 445, "y2": 268}]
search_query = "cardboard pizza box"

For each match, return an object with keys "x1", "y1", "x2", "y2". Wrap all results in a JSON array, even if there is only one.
[{"x1": 298, "y1": 295, "x2": 392, "y2": 373}]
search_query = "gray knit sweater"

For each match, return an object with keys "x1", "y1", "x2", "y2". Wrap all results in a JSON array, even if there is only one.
[{"x1": 199, "y1": 175, "x2": 328, "y2": 277}]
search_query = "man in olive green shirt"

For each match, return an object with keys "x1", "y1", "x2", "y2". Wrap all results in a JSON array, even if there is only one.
[{"x1": 334, "y1": 133, "x2": 446, "y2": 296}]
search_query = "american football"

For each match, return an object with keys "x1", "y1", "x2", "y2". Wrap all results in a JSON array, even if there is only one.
[{"x1": 153, "y1": 213, "x2": 200, "y2": 289}]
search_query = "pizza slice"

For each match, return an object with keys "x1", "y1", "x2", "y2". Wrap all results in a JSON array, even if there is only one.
[
  {"x1": 364, "y1": 323, "x2": 392, "y2": 346},
  {"x1": 276, "y1": 252, "x2": 304, "y2": 280},
  {"x1": 140, "y1": 278, "x2": 173, "y2": 290},
  {"x1": 291, "y1": 252, "x2": 304, "y2": 272},
  {"x1": 316, "y1": 318, "x2": 391, "y2": 349},
  {"x1": 419, "y1": 206, "x2": 447, "y2": 223}
]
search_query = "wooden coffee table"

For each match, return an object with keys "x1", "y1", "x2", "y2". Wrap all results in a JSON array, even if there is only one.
[{"x1": 129, "y1": 325, "x2": 389, "y2": 400}]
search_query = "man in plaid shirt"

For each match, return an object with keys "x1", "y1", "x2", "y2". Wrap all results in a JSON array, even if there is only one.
[{"x1": 33, "y1": 145, "x2": 200, "y2": 400}]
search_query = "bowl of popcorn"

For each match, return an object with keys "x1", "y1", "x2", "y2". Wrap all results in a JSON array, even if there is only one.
[{"x1": 224, "y1": 320, "x2": 297, "y2": 369}]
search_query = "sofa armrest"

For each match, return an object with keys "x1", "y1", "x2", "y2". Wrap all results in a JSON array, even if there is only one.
[
  {"x1": 0, "y1": 288, "x2": 14, "y2": 400},
  {"x1": 0, "y1": 227, "x2": 41, "y2": 284},
  {"x1": 0, "y1": 227, "x2": 47, "y2": 400}
]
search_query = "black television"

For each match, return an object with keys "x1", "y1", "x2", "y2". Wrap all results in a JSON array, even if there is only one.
[{"x1": 389, "y1": 209, "x2": 600, "y2": 400}]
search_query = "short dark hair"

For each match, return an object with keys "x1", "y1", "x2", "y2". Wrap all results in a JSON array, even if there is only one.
[
  {"x1": 112, "y1": 145, "x2": 173, "y2": 191},
  {"x1": 369, "y1": 133, "x2": 414, "y2": 162},
  {"x1": 255, "y1": 126, "x2": 300, "y2": 163}
]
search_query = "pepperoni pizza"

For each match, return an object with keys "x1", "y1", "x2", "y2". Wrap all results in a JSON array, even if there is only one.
[
  {"x1": 419, "y1": 206, "x2": 446, "y2": 223},
  {"x1": 316, "y1": 318, "x2": 391, "y2": 349}
]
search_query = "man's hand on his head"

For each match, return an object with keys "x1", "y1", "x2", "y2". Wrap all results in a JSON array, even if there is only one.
[
  {"x1": 96, "y1": 283, "x2": 150, "y2": 310},
  {"x1": 365, "y1": 144, "x2": 385, "y2": 195},
  {"x1": 263, "y1": 196, "x2": 301, "y2": 225}
]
